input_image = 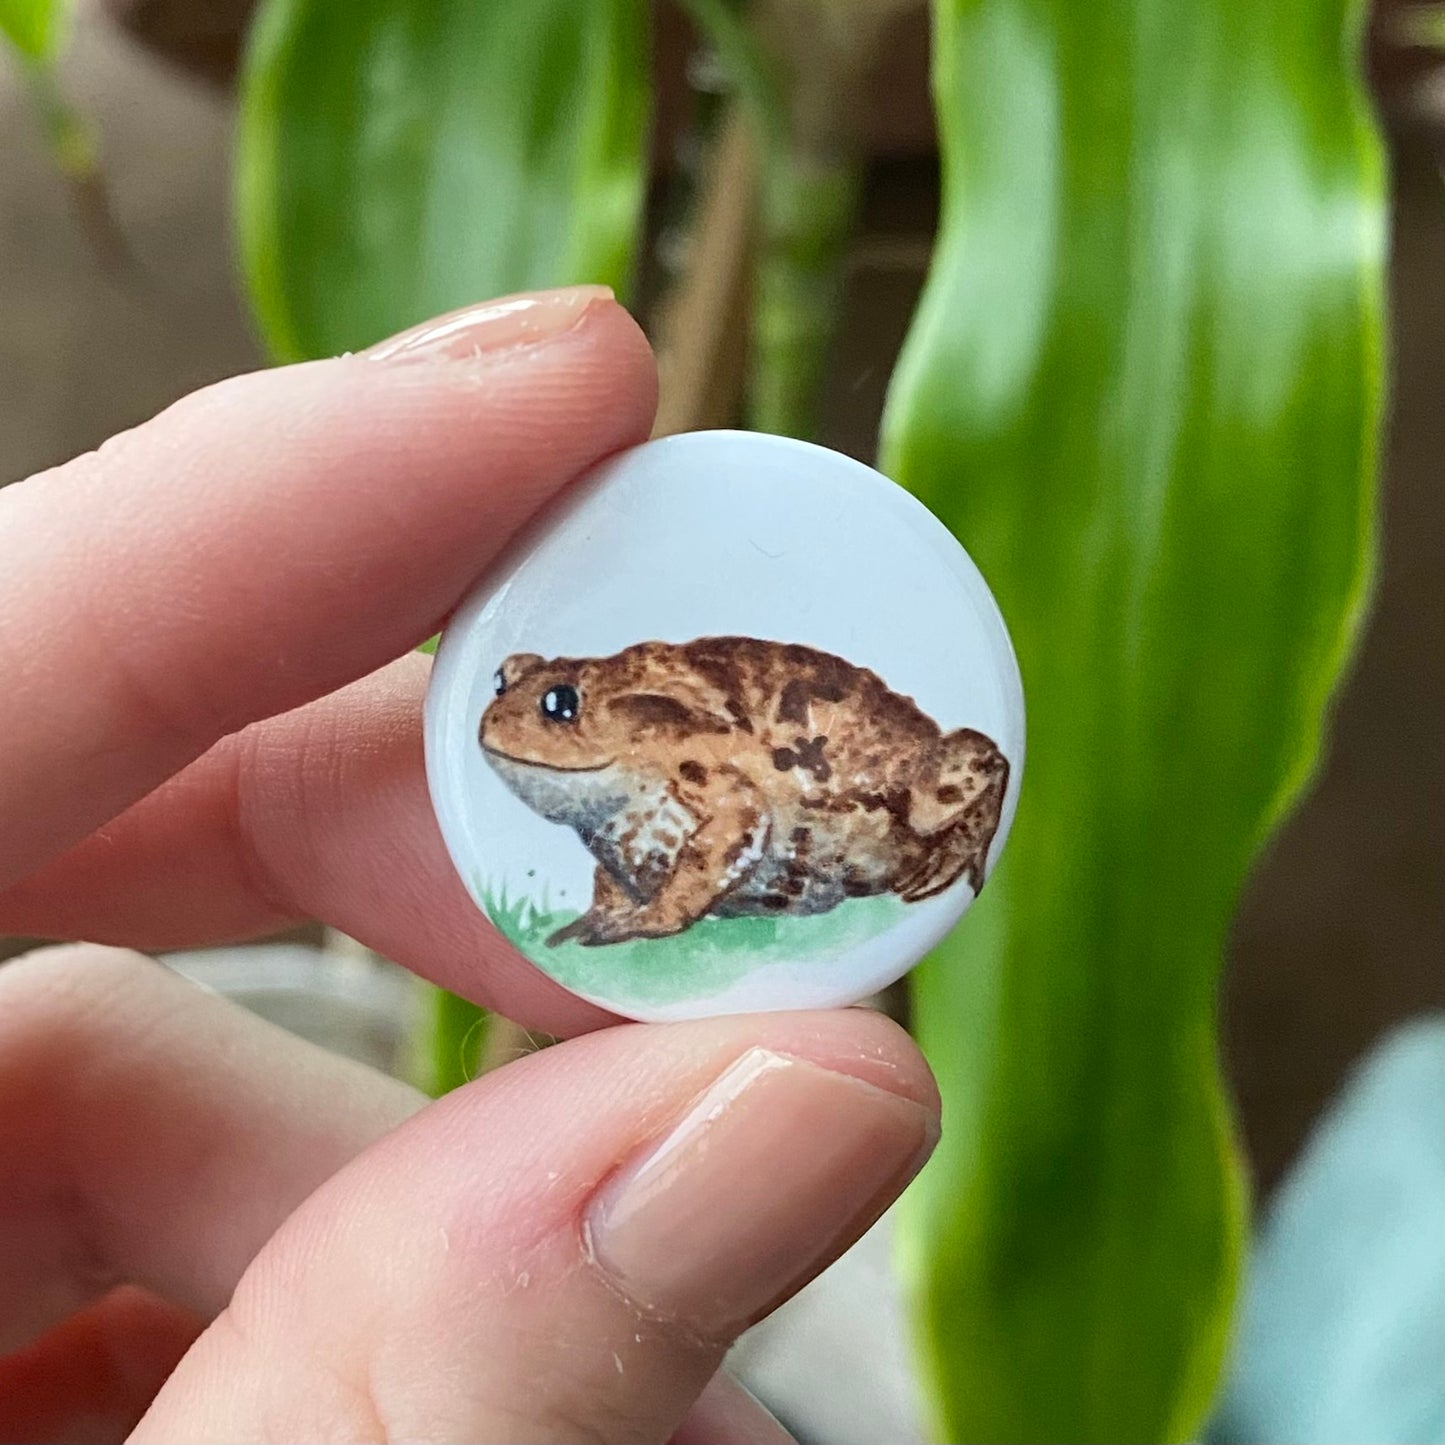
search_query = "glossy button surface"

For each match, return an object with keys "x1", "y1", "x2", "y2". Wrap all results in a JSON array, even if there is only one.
[{"x1": 425, "y1": 430, "x2": 1024, "y2": 1021}]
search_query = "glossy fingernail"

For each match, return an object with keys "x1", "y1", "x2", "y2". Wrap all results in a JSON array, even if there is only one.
[
  {"x1": 584, "y1": 1048, "x2": 937, "y2": 1335},
  {"x1": 363, "y1": 284, "x2": 614, "y2": 363}
]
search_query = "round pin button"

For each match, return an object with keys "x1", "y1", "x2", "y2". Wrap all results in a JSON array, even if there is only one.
[{"x1": 425, "y1": 430, "x2": 1024, "y2": 1022}]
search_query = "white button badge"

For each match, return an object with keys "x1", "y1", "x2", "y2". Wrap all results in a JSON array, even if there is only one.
[{"x1": 425, "y1": 430, "x2": 1024, "y2": 1021}]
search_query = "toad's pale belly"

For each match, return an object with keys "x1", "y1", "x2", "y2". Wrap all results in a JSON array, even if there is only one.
[
  {"x1": 489, "y1": 751, "x2": 922, "y2": 917},
  {"x1": 612, "y1": 787, "x2": 916, "y2": 914},
  {"x1": 711, "y1": 799, "x2": 906, "y2": 916}
]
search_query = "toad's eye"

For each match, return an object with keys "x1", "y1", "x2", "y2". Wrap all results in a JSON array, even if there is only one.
[
  {"x1": 540, "y1": 684, "x2": 580, "y2": 723},
  {"x1": 492, "y1": 669, "x2": 507, "y2": 697}
]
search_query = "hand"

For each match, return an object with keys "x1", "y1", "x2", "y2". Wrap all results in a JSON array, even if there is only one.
[{"x1": 0, "y1": 286, "x2": 941, "y2": 1443}]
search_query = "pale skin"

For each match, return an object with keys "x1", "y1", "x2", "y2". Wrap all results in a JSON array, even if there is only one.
[{"x1": 0, "y1": 287, "x2": 941, "y2": 1444}]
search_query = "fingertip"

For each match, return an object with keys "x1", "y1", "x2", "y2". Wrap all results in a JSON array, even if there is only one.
[
  {"x1": 671, "y1": 1371, "x2": 796, "y2": 1444},
  {"x1": 672, "y1": 1006, "x2": 939, "y2": 1115},
  {"x1": 584, "y1": 294, "x2": 660, "y2": 437},
  {"x1": 329, "y1": 289, "x2": 659, "y2": 469},
  {"x1": 835, "y1": 1005, "x2": 942, "y2": 1115}
]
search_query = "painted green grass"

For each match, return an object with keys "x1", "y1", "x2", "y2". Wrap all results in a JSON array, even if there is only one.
[{"x1": 479, "y1": 876, "x2": 905, "y2": 1007}]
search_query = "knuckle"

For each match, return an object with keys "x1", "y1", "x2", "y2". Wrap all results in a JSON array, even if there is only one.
[
  {"x1": 0, "y1": 943, "x2": 175, "y2": 1044},
  {"x1": 3, "y1": 939, "x2": 158, "y2": 998}
]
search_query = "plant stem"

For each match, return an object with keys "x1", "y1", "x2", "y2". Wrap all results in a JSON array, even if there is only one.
[
  {"x1": 651, "y1": 104, "x2": 758, "y2": 436},
  {"x1": 677, "y1": 0, "x2": 788, "y2": 150},
  {"x1": 682, "y1": 0, "x2": 904, "y2": 440},
  {"x1": 417, "y1": 986, "x2": 490, "y2": 1096},
  {"x1": 750, "y1": 151, "x2": 860, "y2": 438},
  {"x1": 23, "y1": 61, "x2": 128, "y2": 269}
]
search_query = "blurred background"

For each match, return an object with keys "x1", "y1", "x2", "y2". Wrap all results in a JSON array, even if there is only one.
[{"x1": 0, "y1": 1, "x2": 1440, "y2": 1440}]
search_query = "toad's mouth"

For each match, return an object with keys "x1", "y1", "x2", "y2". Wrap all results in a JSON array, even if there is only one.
[{"x1": 480, "y1": 744, "x2": 616, "y2": 774}]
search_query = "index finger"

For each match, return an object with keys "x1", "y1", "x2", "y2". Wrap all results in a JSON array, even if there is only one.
[{"x1": 0, "y1": 286, "x2": 655, "y2": 890}]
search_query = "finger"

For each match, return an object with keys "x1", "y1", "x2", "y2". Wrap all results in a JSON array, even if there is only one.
[
  {"x1": 670, "y1": 1373, "x2": 795, "y2": 1445},
  {"x1": 0, "y1": 944, "x2": 421, "y2": 1353},
  {"x1": 0, "y1": 287, "x2": 655, "y2": 890},
  {"x1": 0, "y1": 655, "x2": 608, "y2": 1035},
  {"x1": 134, "y1": 1008, "x2": 939, "y2": 1444},
  {"x1": 0, "y1": 1288, "x2": 201, "y2": 1445}
]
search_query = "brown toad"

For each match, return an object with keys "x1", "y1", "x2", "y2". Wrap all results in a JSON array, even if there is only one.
[{"x1": 479, "y1": 637, "x2": 1009, "y2": 946}]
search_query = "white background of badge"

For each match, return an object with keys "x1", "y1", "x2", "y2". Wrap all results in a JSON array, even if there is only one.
[{"x1": 426, "y1": 430, "x2": 1025, "y2": 1021}]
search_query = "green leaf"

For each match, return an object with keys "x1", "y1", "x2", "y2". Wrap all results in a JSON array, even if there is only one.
[
  {"x1": 0, "y1": 0, "x2": 67, "y2": 62},
  {"x1": 413, "y1": 985, "x2": 490, "y2": 1097},
  {"x1": 881, "y1": 0, "x2": 1384, "y2": 1438},
  {"x1": 235, "y1": 0, "x2": 650, "y2": 362}
]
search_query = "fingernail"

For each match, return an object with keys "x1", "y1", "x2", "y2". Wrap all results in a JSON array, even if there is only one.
[
  {"x1": 363, "y1": 284, "x2": 614, "y2": 363},
  {"x1": 584, "y1": 1048, "x2": 937, "y2": 1334}
]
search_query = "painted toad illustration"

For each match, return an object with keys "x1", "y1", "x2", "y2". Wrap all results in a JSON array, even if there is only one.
[{"x1": 479, "y1": 637, "x2": 1009, "y2": 947}]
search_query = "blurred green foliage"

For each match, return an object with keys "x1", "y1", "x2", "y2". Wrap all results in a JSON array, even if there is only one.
[
  {"x1": 880, "y1": 0, "x2": 1383, "y2": 1437},
  {"x1": 0, "y1": 0, "x2": 66, "y2": 61},
  {"x1": 230, "y1": 0, "x2": 1385, "y2": 1438},
  {"x1": 236, "y1": 0, "x2": 650, "y2": 360}
]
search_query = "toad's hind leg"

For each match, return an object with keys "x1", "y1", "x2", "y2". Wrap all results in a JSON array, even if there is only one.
[
  {"x1": 906, "y1": 727, "x2": 1009, "y2": 837},
  {"x1": 898, "y1": 804, "x2": 994, "y2": 901},
  {"x1": 899, "y1": 729, "x2": 1009, "y2": 901}
]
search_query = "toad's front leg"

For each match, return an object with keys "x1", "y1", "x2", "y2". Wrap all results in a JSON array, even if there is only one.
[
  {"x1": 546, "y1": 865, "x2": 639, "y2": 947},
  {"x1": 564, "y1": 773, "x2": 767, "y2": 946}
]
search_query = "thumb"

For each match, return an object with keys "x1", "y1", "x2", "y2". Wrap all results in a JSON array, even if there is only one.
[{"x1": 130, "y1": 1010, "x2": 938, "y2": 1444}]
